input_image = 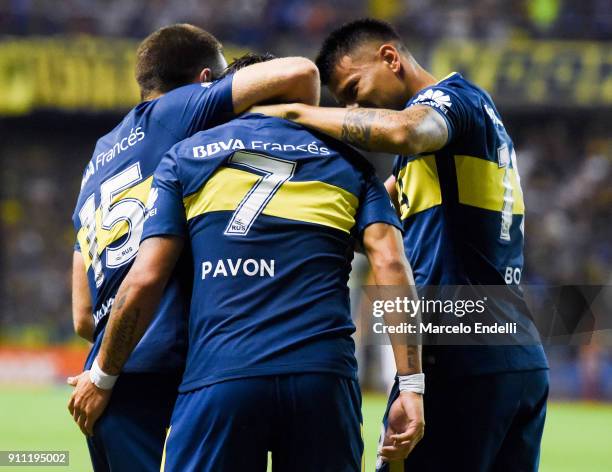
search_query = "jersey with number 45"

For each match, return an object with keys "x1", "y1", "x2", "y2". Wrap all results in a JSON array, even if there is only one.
[
  {"x1": 71, "y1": 75, "x2": 234, "y2": 373},
  {"x1": 143, "y1": 113, "x2": 401, "y2": 393},
  {"x1": 393, "y1": 72, "x2": 548, "y2": 374}
]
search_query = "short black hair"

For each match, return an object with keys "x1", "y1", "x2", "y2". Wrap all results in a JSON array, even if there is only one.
[
  {"x1": 136, "y1": 24, "x2": 225, "y2": 99},
  {"x1": 221, "y1": 52, "x2": 277, "y2": 78},
  {"x1": 316, "y1": 18, "x2": 402, "y2": 85}
]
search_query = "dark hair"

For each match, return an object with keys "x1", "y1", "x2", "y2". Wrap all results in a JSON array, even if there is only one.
[
  {"x1": 221, "y1": 52, "x2": 277, "y2": 78},
  {"x1": 315, "y1": 18, "x2": 402, "y2": 84},
  {"x1": 136, "y1": 24, "x2": 225, "y2": 99}
]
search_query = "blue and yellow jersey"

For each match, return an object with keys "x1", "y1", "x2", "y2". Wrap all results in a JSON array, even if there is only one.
[
  {"x1": 143, "y1": 113, "x2": 401, "y2": 392},
  {"x1": 71, "y1": 75, "x2": 234, "y2": 373},
  {"x1": 394, "y1": 73, "x2": 548, "y2": 374}
]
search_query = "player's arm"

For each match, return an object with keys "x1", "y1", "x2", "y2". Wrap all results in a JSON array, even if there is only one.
[
  {"x1": 72, "y1": 251, "x2": 94, "y2": 342},
  {"x1": 67, "y1": 236, "x2": 183, "y2": 436},
  {"x1": 97, "y1": 236, "x2": 183, "y2": 374},
  {"x1": 251, "y1": 103, "x2": 447, "y2": 155},
  {"x1": 231, "y1": 57, "x2": 320, "y2": 113},
  {"x1": 362, "y1": 223, "x2": 421, "y2": 376},
  {"x1": 362, "y1": 222, "x2": 424, "y2": 462}
]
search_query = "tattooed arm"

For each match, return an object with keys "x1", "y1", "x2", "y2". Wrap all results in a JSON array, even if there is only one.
[
  {"x1": 97, "y1": 236, "x2": 183, "y2": 374},
  {"x1": 250, "y1": 103, "x2": 448, "y2": 155},
  {"x1": 67, "y1": 236, "x2": 182, "y2": 436},
  {"x1": 362, "y1": 222, "x2": 424, "y2": 462},
  {"x1": 362, "y1": 223, "x2": 421, "y2": 376}
]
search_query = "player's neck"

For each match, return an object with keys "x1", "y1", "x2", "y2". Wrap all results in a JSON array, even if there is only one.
[
  {"x1": 404, "y1": 62, "x2": 437, "y2": 99},
  {"x1": 142, "y1": 91, "x2": 165, "y2": 102}
]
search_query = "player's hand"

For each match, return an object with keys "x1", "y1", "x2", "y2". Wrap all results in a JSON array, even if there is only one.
[
  {"x1": 249, "y1": 103, "x2": 294, "y2": 119},
  {"x1": 379, "y1": 391, "x2": 425, "y2": 462},
  {"x1": 67, "y1": 371, "x2": 112, "y2": 436}
]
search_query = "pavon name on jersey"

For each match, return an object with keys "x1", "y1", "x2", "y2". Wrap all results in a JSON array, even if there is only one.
[{"x1": 201, "y1": 258, "x2": 275, "y2": 279}]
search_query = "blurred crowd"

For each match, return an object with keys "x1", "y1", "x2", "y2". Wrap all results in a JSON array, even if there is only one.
[
  {"x1": 1, "y1": 0, "x2": 611, "y2": 46},
  {"x1": 509, "y1": 114, "x2": 612, "y2": 286}
]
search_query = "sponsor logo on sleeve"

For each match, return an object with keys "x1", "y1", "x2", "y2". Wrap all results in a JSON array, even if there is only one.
[{"x1": 412, "y1": 89, "x2": 452, "y2": 113}]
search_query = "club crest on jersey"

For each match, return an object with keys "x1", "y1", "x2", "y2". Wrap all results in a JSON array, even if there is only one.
[{"x1": 413, "y1": 89, "x2": 452, "y2": 113}]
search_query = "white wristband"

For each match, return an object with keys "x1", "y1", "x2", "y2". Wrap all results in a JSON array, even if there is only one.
[
  {"x1": 398, "y1": 373, "x2": 425, "y2": 394},
  {"x1": 89, "y1": 359, "x2": 118, "y2": 390}
]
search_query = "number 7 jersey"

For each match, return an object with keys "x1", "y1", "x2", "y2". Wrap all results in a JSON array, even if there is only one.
[
  {"x1": 71, "y1": 75, "x2": 234, "y2": 373},
  {"x1": 142, "y1": 114, "x2": 401, "y2": 393}
]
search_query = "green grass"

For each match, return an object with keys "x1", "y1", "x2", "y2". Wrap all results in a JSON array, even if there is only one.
[{"x1": 0, "y1": 386, "x2": 611, "y2": 471}]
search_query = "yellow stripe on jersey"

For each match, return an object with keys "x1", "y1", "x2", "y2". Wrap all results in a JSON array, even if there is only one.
[
  {"x1": 160, "y1": 425, "x2": 171, "y2": 472},
  {"x1": 435, "y1": 71, "x2": 458, "y2": 84},
  {"x1": 76, "y1": 227, "x2": 93, "y2": 269},
  {"x1": 77, "y1": 176, "x2": 153, "y2": 270},
  {"x1": 183, "y1": 166, "x2": 359, "y2": 233},
  {"x1": 454, "y1": 155, "x2": 525, "y2": 215},
  {"x1": 395, "y1": 155, "x2": 443, "y2": 220}
]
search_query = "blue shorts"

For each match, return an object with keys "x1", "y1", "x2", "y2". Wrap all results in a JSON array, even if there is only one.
[
  {"x1": 376, "y1": 369, "x2": 549, "y2": 472},
  {"x1": 86, "y1": 373, "x2": 181, "y2": 472},
  {"x1": 162, "y1": 373, "x2": 363, "y2": 472}
]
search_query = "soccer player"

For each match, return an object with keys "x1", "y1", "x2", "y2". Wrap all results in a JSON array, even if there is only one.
[
  {"x1": 253, "y1": 18, "x2": 550, "y2": 472},
  {"x1": 68, "y1": 24, "x2": 322, "y2": 471},
  {"x1": 68, "y1": 59, "x2": 426, "y2": 470}
]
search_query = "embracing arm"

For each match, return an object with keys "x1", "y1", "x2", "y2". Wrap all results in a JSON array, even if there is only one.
[
  {"x1": 72, "y1": 251, "x2": 94, "y2": 342},
  {"x1": 231, "y1": 57, "x2": 320, "y2": 113},
  {"x1": 362, "y1": 223, "x2": 421, "y2": 375},
  {"x1": 363, "y1": 223, "x2": 424, "y2": 462},
  {"x1": 67, "y1": 236, "x2": 183, "y2": 436},
  {"x1": 253, "y1": 103, "x2": 447, "y2": 155},
  {"x1": 97, "y1": 236, "x2": 183, "y2": 375}
]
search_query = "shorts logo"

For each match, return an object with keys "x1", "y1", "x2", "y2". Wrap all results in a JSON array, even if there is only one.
[{"x1": 413, "y1": 89, "x2": 452, "y2": 112}]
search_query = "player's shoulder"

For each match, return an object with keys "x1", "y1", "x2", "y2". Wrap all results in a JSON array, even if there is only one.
[
  {"x1": 408, "y1": 72, "x2": 489, "y2": 112},
  {"x1": 155, "y1": 75, "x2": 232, "y2": 110}
]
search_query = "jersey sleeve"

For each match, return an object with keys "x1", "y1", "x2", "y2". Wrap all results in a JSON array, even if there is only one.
[
  {"x1": 406, "y1": 83, "x2": 472, "y2": 145},
  {"x1": 141, "y1": 150, "x2": 187, "y2": 241},
  {"x1": 156, "y1": 74, "x2": 235, "y2": 138},
  {"x1": 355, "y1": 173, "x2": 402, "y2": 235}
]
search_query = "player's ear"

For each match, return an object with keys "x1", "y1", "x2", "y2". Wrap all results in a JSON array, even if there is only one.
[
  {"x1": 198, "y1": 68, "x2": 212, "y2": 83},
  {"x1": 378, "y1": 44, "x2": 401, "y2": 74}
]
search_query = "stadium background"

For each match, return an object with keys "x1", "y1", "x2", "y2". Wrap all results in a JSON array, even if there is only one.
[{"x1": 0, "y1": 0, "x2": 611, "y2": 470}]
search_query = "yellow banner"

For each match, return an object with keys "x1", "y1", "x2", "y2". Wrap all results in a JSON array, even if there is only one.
[
  {"x1": 0, "y1": 37, "x2": 610, "y2": 114},
  {"x1": 0, "y1": 36, "x2": 140, "y2": 115},
  {"x1": 0, "y1": 37, "x2": 245, "y2": 115},
  {"x1": 430, "y1": 40, "x2": 612, "y2": 107}
]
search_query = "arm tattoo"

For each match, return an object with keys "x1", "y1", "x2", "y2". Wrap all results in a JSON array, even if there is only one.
[
  {"x1": 406, "y1": 345, "x2": 421, "y2": 374},
  {"x1": 341, "y1": 109, "x2": 377, "y2": 149},
  {"x1": 99, "y1": 290, "x2": 142, "y2": 375},
  {"x1": 340, "y1": 106, "x2": 447, "y2": 154}
]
